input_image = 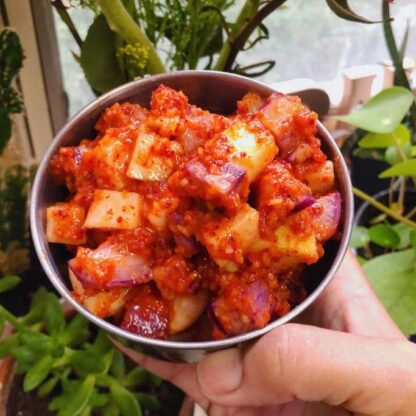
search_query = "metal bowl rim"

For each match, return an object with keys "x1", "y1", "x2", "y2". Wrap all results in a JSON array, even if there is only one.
[{"x1": 30, "y1": 70, "x2": 353, "y2": 351}]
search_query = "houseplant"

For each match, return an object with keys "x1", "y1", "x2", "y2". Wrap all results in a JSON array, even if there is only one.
[
  {"x1": 339, "y1": 86, "x2": 416, "y2": 336},
  {"x1": 51, "y1": 0, "x2": 385, "y2": 94}
]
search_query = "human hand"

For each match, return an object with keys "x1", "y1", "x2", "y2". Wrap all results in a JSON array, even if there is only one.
[{"x1": 114, "y1": 251, "x2": 416, "y2": 415}]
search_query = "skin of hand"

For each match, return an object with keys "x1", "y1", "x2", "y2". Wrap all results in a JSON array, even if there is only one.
[{"x1": 114, "y1": 251, "x2": 416, "y2": 416}]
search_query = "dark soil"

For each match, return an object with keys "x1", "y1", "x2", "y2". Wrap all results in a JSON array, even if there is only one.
[{"x1": 6, "y1": 375, "x2": 54, "y2": 416}]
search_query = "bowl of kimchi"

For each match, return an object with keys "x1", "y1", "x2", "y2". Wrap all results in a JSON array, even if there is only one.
[{"x1": 30, "y1": 70, "x2": 353, "y2": 362}]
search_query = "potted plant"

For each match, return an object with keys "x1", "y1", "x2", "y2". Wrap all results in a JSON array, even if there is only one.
[
  {"x1": 338, "y1": 86, "x2": 416, "y2": 336},
  {"x1": 0, "y1": 280, "x2": 184, "y2": 416}
]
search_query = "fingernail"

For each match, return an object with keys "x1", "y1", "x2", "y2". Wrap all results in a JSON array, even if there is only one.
[{"x1": 197, "y1": 348, "x2": 242, "y2": 396}]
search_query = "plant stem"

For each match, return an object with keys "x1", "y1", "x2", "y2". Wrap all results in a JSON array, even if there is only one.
[
  {"x1": 96, "y1": 0, "x2": 165, "y2": 74},
  {"x1": 214, "y1": 0, "x2": 254, "y2": 71},
  {"x1": 382, "y1": 1, "x2": 416, "y2": 130},
  {"x1": 398, "y1": 176, "x2": 405, "y2": 214},
  {"x1": 353, "y1": 186, "x2": 416, "y2": 228},
  {"x1": 214, "y1": 0, "x2": 287, "y2": 72},
  {"x1": 51, "y1": 0, "x2": 83, "y2": 49}
]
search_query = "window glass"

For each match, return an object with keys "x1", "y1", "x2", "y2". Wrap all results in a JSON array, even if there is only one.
[{"x1": 53, "y1": 0, "x2": 416, "y2": 117}]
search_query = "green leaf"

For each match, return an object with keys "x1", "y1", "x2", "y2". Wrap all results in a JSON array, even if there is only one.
[
  {"x1": 70, "y1": 350, "x2": 107, "y2": 376},
  {"x1": 325, "y1": 0, "x2": 384, "y2": 23},
  {"x1": 12, "y1": 345, "x2": 41, "y2": 364},
  {"x1": 0, "y1": 110, "x2": 12, "y2": 156},
  {"x1": 45, "y1": 293, "x2": 65, "y2": 335},
  {"x1": 399, "y1": 20, "x2": 410, "y2": 62},
  {"x1": 364, "y1": 249, "x2": 416, "y2": 335},
  {"x1": 350, "y1": 226, "x2": 370, "y2": 248},
  {"x1": 392, "y1": 223, "x2": 412, "y2": 249},
  {"x1": 135, "y1": 393, "x2": 160, "y2": 410},
  {"x1": 0, "y1": 334, "x2": 19, "y2": 358},
  {"x1": 23, "y1": 355, "x2": 54, "y2": 392},
  {"x1": 63, "y1": 313, "x2": 90, "y2": 346},
  {"x1": 0, "y1": 314, "x2": 5, "y2": 335},
  {"x1": 409, "y1": 230, "x2": 416, "y2": 252},
  {"x1": 38, "y1": 376, "x2": 59, "y2": 398},
  {"x1": 384, "y1": 144, "x2": 412, "y2": 165},
  {"x1": 149, "y1": 373, "x2": 162, "y2": 386},
  {"x1": 337, "y1": 87, "x2": 414, "y2": 133},
  {"x1": 102, "y1": 401, "x2": 120, "y2": 416},
  {"x1": 110, "y1": 349, "x2": 126, "y2": 379},
  {"x1": 379, "y1": 159, "x2": 416, "y2": 178},
  {"x1": 89, "y1": 330, "x2": 113, "y2": 355},
  {"x1": 110, "y1": 383, "x2": 142, "y2": 416},
  {"x1": 20, "y1": 329, "x2": 52, "y2": 351},
  {"x1": 0, "y1": 274, "x2": 20, "y2": 293},
  {"x1": 80, "y1": 14, "x2": 125, "y2": 93},
  {"x1": 0, "y1": 29, "x2": 25, "y2": 86},
  {"x1": 59, "y1": 375, "x2": 95, "y2": 416},
  {"x1": 79, "y1": 406, "x2": 92, "y2": 416},
  {"x1": 368, "y1": 224, "x2": 400, "y2": 248},
  {"x1": 358, "y1": 124, "x2": 410, "y2": 149},
  {"x1": 352, "y1": 147, "x2": 385, "y2": 161},
  {"x1": 121, "y1": 367, "x2": 148, "y2": 388},
  {"x1": 88, "y1": 389, "x2": 109, "y2": 408},
  {"x1": 356, "y1": 255, "x2": 367, "y2": 266}
]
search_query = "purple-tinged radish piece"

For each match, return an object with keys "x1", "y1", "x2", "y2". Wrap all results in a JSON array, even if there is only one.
[
  {"x1": 210, "y1": 279, "x2": 273, "y2": 336},
  {"x1": 293, "y1": 195, "x2": 316, "y2": 213},
  {"x1": 312, "y1": 191, "x2": 341, "y2": 242},
  {"x1": 68, "y1": 241, "x2": 153, "y2": 290},
  {"x1": 221, "y1": 162, "x2": 248, "y2": 194},
  {"x1": 286, "y1": 143, "x2": 315, "y2": 163},
  {"x1": 185, "y1": 159, "x2": 247, "y2": 196}
]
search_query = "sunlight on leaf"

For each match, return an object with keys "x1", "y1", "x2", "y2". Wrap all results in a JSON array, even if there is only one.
[
  {"x1": 368, "y1": 224, "x2": 400, "y2": 248},
  {"x1": 358, "y1": 124, "x2": 410, "y2": 149},
  {"x1": 363, "y1": 249, "x2": 416, "y2": 335},
  {"x1": 379, "y1": 159, "x2": 416, "y2": 178},
  {"x1": 337, "y1": 87, "x2": 414, "y2": 133},
  {"x1": 384, "y1": 144, "x2": 412, "y2": 165}
]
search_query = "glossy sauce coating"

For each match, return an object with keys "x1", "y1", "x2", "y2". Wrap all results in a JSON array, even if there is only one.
[{"x1": 48, "y1": 86, "x2": 341, "y2": 340}]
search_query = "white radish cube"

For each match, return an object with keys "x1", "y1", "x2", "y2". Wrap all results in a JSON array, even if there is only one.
[
  {"x1": 46, "y1": 203, "x2": 86, "y2": 245},
  {"x1": 201, "y1": 204, "x2": 260, "y2": 265},
  {"x1": 84, "y1": 189, "x2": 141, "y2": 230},
  {"x1": 127, "y1": 131, "x2": 180, "y2": 181},
  {"x1": 302, "y1": 161, "x2": 335, "y2": 195},
  {"x1": 224, "y1": 122, "x2": 277, "y2": 182},
  {"x1": 83, "y1": 289, "x2": 131, "y2": 318},
  {"x1": 169, "y1": 290, "x2": 210, "y2": 333},
  {"x1": 274, "y1": 225, "x2": 318, "y2": 263}
]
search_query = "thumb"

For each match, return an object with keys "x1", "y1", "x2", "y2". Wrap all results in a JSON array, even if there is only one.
[{"x1": 196, "y1": 324, "x2": 416, "y2": 415}]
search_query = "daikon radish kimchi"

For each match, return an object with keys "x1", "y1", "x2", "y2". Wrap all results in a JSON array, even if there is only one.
[{"x1": 47, "y1": 86, "x2": 341, "y2": 340}]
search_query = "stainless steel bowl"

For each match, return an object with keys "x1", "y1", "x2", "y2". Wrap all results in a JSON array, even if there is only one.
[{"x1": 30, "y1": 70, "x2": 353, "y2": 362}]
